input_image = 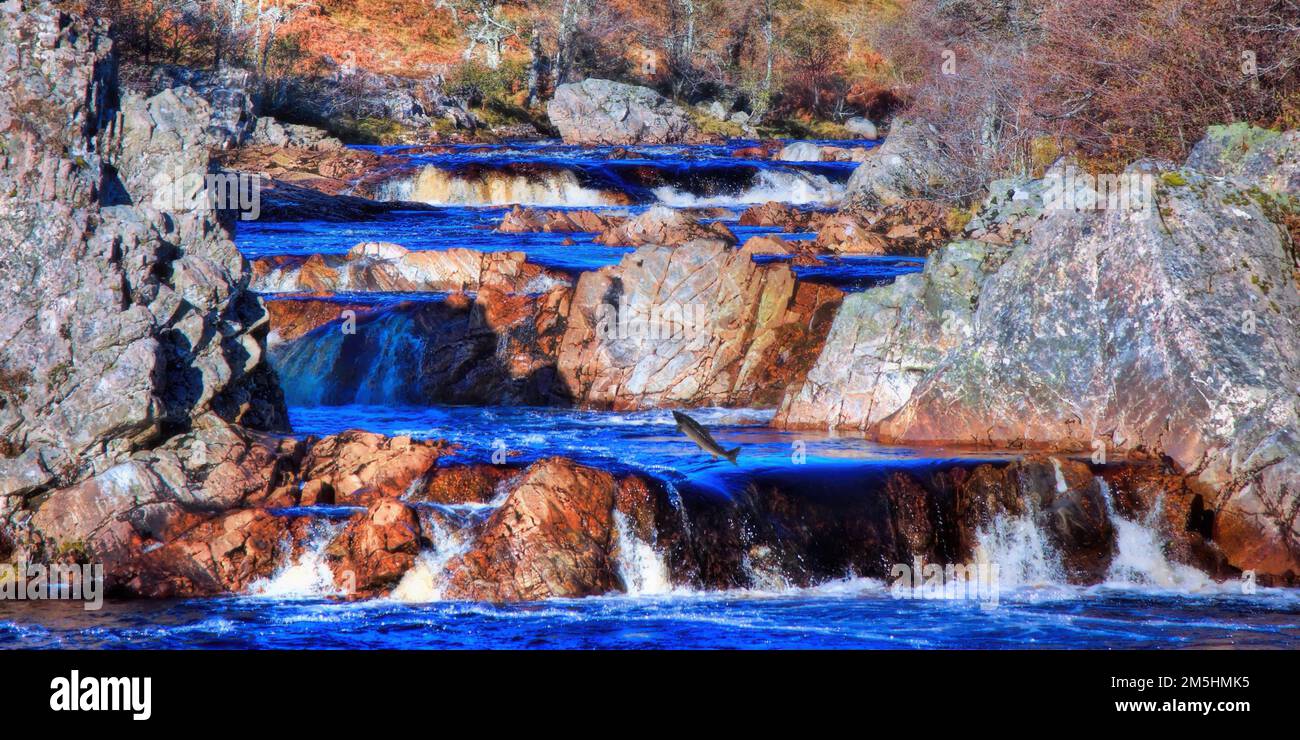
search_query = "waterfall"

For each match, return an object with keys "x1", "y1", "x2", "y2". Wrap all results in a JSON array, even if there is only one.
[
  {"x1": 376, "y1": 165, "x2": 623, "y2": 206},
  {"x1": 1098, "y1": 478, "x2": 1214, "y2": 590},
  {"x1": 612, "y1": 511, "x2": 673, "y2": 595},
  {"x1": 974, "y1": 513, "x2": 1065, "y2": 588},
  {"x1": 391, "y1": 507, "x2": 478, "y2": 602},
  {"x1": 652, "y1": 168, "x2": 844, "y2": 206},
  {"x1": 250, "y1": 522, "x2": 346, "y2": 598}
]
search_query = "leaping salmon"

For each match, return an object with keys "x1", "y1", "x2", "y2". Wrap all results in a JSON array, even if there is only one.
[{"x1": 672, "y1": 410, "x2": 741, "y2": 465}]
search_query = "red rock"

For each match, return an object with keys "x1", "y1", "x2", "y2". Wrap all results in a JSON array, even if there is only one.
[
  {"x1": 413, "y1": 464, "x2": 515, "y2": 505},
  {"x1": 300, "y1": 431, "x2": 448, "y2": 504},
  {"x1": 594, "y1": 205, "x2": 737, "y2": 247},
  {"x1": 130, "y1": 509, "x2": 297, "y2": 598},
  {"x1": 496, "y1": 205, "x2": 623, "y2": 234},
  {"x1": 738, "y1": 201, "x2": 827, "y2": 232},
  {"x1": 326, "y1": 499, "x2": 422, "y2": 595},
  {"x1": 442, "y1": 458, "x2": 625, "y2": 601},
  {"x1": 265, "y1": 299, "x2": 372, "y2": 345}
]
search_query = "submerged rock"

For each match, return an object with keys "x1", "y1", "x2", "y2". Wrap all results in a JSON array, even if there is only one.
[{"x1": 547, "y1": 78, "x2": 699, "y2": 145}]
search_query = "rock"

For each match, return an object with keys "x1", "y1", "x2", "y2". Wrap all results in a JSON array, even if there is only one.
[
  {"x1": 844, "y1": 119, "x2": 952, "y2": 207},
  {"x1": 845, "y1": 117, "x2": 879, "y2": 139},
  {"x1": 265, "y1": 298, "x2": 374, "y2": 346},
  {"x1": 249, "y1": 117, "x2": 344, "y2": 150},
  {"x1": 251, "y1": 245, "x2": 568, "y2": 294},
  {"x1": 594, "y1": 205, "x2": 737, "y2": 247},
  {"x1": 738, "y1": 201, "x2": 828, "y2": 232},
  {"x1": 300, "y1": 431, "x2": 449, "y2": 505},
  {"x1": 556, "y1": 240, "x2": 842, "y2": 408},
  {"x1": 0, "y1": 4, "x2": 286, "y2": 501},
  {"x1": 496, "y1": 206, "x2": 623, "y2": 234},
  {"x1": 442, "y1": 458, "x2": 671, "y2": 601},
  {"x1": 778, "y1": 142, "x2": 823, "y2": 162},
  {"x1": 130, "y1": 508, "x2": 298, "y2": 598},
  {"x1": 960, "y1": 175, "x2": 1051, "y2": 246},
  {"x1": 1185, "y1": 123, "x2": 1300, "y2": 196},
  {"x1": 547, "y1": 79, "x2": 698, "y2": 145},
  {"x1": 122, "y1": 62, "x2": 256, "y2": 148},
  {"x1": 816, "y1": 145, "x2": 875, "y2": 163},
  {"x1": 812, "y1": 214, "x2": 887, "y2": 254},
  {"x1": 778, "y1": 240, "x2": 1008, "y2": 430},
  {"x1": 269, "y1": 286, "x2": 574, "y2": 406},
  {"x1": 326, "y1": 499, "x2": 421, "y2": 595},
  {"x1": 412, "y1": 464, "x2": 515, "y2": 505},
  {"x1": 876, "y1": 151, "x2": 1300, "y2": 579},
  {"x1": 814, "y1": 200, "x2": 954, "y2": 256},
  {"x1": 739, "y1": 236, "x2": 793, "y2": 256}
]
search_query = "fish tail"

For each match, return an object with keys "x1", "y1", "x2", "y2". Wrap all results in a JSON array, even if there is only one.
[{"x1": 724, "y1": 447, "x2": 740, "y2": 465}]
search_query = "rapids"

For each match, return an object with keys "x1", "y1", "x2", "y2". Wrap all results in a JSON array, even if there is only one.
[{"x1": 8, "y1": 138, "x2": 1292, "y2": 650}]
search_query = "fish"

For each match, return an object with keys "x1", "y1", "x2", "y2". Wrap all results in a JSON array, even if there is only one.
[{"x1": 672, "y1": 410, "x2": 740, "y2": 465}]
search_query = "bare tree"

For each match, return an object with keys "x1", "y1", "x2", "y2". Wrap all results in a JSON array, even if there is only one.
[{"x1": 437, "y1": 0, "x2": 517, "y2": 69}]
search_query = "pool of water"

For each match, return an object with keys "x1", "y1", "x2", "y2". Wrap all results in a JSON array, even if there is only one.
[{"x1": 4, "y1": 586, "x2": 1297, "y2": 649}]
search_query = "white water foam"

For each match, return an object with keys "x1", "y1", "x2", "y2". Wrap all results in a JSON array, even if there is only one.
[
  {"x1": 377, "y1": 166, "x2": 621, "y2": 206},
  {"x1": 652, "y1": 169, "x2": 844, "y2": 207},
  {"x1": 974, "y1": 514, "x2": 1064, "y2": 588},
  {"x1": 1097, "y1": 478, "x2": 1214, "y2": 591},
  {"x1": 612, "y1": 511, "x2": 673, "y2": 595},
  {"x1": 250, "y1": 523, "x2": 346, "y2": 598},
  {"x1": 391, "y1": 511, "x2": 473, "y2": 602}
]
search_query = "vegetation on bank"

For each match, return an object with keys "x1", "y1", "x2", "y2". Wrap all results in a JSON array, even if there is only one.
[{"x1": 82, "y1": 1, "x2": 1298, "y2": 197}]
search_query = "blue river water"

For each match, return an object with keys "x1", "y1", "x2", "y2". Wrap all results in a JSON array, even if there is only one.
[
  {"x1": 6, "y1": 139, "x2": 1297, "y2": 650},
  {"x1": 3, "y1": 586, "x2": 1298, "y2": 649}
]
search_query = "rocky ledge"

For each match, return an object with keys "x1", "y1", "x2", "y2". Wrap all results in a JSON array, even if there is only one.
[{"x1": 781, "y1": 131, "x2": 1300, "y2": 581}]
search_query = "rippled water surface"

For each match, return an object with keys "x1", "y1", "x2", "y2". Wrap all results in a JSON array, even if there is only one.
[{"x1": 4, "y1": 588, "x2": 1297, "y2": 649}]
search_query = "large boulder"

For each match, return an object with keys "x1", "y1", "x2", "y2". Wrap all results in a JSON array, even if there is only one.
[
  {"x1": 0, "y1": 4, "x2": 286, "y2": 503},
  {"x1": 844, "y1": 119, "x2": 952, "y2": 207},
  {"x1": 555, "y1": 240, "x2": 842, "y2": 409},
  {"x1": 547, "y1": 79, "x2": 698, "y2": 145},
  {"x1": 777, "y1": 240, "x2": 1009, "y2": 430},
  {"x1": 876, "y1": 147, "x2": 1300, "y2": 578},
  {"x1": 441, "y1": 457, "x2": 673, "y2": 601}
]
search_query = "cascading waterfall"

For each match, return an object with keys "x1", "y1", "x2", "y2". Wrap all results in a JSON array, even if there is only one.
[
  {"x1": 651, "y1": 168, "x2": 844, "y2": 206},
  {"x1": 974, "y1": 513, "x2": 1065, "y2": 588},
  {"x1": 250, "y1": 521, "x2": 347, "y2": 598},
  {"x1": 612, "y1": 511, "x2": 673, "y2": 595},
  {"x1": 390, "y1": 511, "x2": 471, "y2": 602},
  {"x1": 1098, "y1": 478, "x2": 1214, "y2": 590},
  {"x1": 270, "y1": 305, "x2": 432, "y2": 406},
  {"x1": 376, "y1": 165, "x2": 623, "y2": 206}
]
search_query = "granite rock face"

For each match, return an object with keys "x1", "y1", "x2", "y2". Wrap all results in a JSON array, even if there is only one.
[
  {"x1": 0, "y1": 3, "x2": 286, "y2": 504},
  {"x1": 844, "y1": 119, "x2": 951, "y2": 207},
  {"x1": 777, "y1": 240, "x2": 1009, "y2": 430},
  {"x1": 547, "y1": 79, "x2": 698, "y2": 145},
  {"x1": 556, "y1": 240, "x2": 842, "y2": 409}
]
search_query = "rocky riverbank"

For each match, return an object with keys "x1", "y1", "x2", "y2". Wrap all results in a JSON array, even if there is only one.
[{"x1": 3, "y1": 2, "x2": 1297, "y2": 605}]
